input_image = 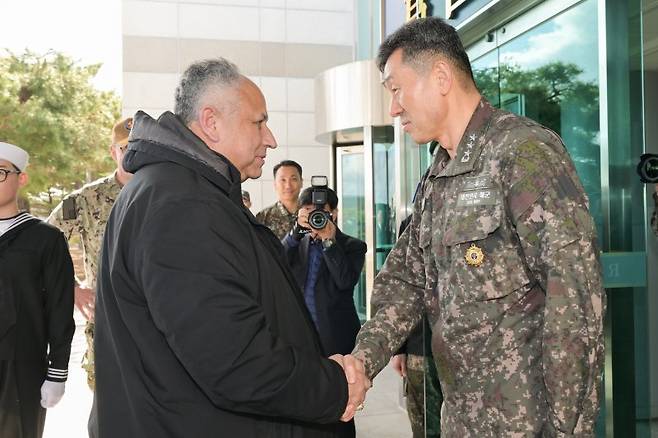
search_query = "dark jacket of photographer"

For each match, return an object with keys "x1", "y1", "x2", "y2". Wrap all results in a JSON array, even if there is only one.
[{"x1": 282, "y1": 229, "x2": 365, "y2": 356}]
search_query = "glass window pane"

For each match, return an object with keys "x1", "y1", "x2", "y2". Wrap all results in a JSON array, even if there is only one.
[
  {"x1": 497, "y1": 0, "x2": 602, "y2": 240},
  {"x1": 338, "y1": 148, "x2": 367, "y2": 320},
  {"x1": 373, "y1": 126, "x2": 396, "y2": 272}
]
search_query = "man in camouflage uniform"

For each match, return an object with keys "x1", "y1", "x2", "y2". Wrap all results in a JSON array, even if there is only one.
[
  {"x1": 47, "y1": 118, "x2": 133, "y2": 390},
  {"x1": 391, "y1": 318, "x2": 442, "y2": 438},
  {"x1": 391, "y1": 213, "x2": 442, "y2": 438},
  {"x1": 352, "y1": 18, "x2": 605, "y2": 436},
  {"x1": 256, "y1": 160, "x2": 303, "y2": 239}
]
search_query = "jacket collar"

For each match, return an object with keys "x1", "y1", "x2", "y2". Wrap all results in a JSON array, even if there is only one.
[
  {"x1": 428, "y1": 98, "x2": 495, "y2": 179},
  {"x1": 0, "y1": 214, "x2": 40, "y2": 248}
]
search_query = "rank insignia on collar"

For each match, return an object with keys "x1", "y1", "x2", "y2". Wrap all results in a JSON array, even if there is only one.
[{"x1": 464, "y1": 243, "x2": 485, "y2": 267}]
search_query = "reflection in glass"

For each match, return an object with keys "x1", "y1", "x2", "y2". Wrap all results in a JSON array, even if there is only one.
[
  {"x1": 472, "y1": 0, "x2": 602, "y2": 242},
  {"x1": 338, "y1": 148, "x2": 367, "y2": 321},
  {"x1": 373, "y1": 126, "x2": 397, "y2": 272}
]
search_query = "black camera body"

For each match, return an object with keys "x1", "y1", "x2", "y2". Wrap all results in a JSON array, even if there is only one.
[
  {"x1": 308, "y1": 176, "x2": 333, "y2": 230},
  {"x1": 637, "y1": 153, "x2": 658, "y2": 183}
]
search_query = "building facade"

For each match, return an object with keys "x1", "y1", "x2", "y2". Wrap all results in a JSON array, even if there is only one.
[{"x1": 121, "y1": 0, "x2": 355, "y2": 211}]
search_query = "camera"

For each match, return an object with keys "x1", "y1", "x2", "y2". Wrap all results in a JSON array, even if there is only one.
[
  {"x1": 637, "y1": 153, "x2": 658, "y2": 183},
  {"x1": 307, "y1": 176, "x2": 333, "y2": 230}
]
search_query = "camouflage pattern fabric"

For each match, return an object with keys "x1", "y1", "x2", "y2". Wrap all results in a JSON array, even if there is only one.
[
  {"x1": 353, "y1": 99, "x2": 606, "y2": 437},
  {"x1": 651, "y1": 192, "x2": 658, "y2": 237},
  {"x1": 256, "y1": 201, "x2": 297, "y2": 240},
  {"x1": 405, "y1": 354, "x2": 442, "y2": 438},
  {"x1": 48, "y1": 174, "x2": 122, "y2": 390}
]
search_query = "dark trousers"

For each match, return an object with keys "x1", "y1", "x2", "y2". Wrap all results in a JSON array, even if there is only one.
[{"x1": 0, "y1": 360, "x2": 46, "y2": 438}]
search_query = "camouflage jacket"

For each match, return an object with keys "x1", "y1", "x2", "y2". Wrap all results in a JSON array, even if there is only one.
[
  {"x1": 651, "y1": 192, "x2": 658, "y2": 237},
  {"x1": 256, "y1": 201, "x2": 297, "y2": 240},
  {"x1": 48, "y1": 174, "x2": 122, "y2": 289},
  {"x1": 354, "y1": 99, "x2": 605, "y2": 437}
]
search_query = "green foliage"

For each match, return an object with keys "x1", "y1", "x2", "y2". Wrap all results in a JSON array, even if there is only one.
[
  {"x1": 0, "y1": 50, "x2": 121, "y2": 202},
  {"x1": 473, "y1": 61, "x2": 599, "y2": 140}
]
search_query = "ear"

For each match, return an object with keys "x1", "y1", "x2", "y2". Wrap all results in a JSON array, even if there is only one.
[
  {"x1": 432, "y1": 59, "x2": 453, "y2": 96},
  {"x1": 18, "y1": 172, "x2": 29, "y2": 188},
  {"x1": 110, "y1": 144, "x2": 118, "y2": 163},
  {"x1": 198, "y1": 106, "x2": 221, "y2": 143}
]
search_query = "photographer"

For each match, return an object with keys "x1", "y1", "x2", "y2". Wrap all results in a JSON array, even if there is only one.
[{"x1": 282, "y1": 181, "x2": 366, "y2": 438}]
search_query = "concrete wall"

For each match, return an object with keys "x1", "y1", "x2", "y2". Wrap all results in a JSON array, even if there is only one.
[{"x1": 121, "y1": 0, "x2": 355, "y2": 212}]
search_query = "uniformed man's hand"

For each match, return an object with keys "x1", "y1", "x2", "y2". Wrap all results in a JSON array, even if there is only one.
[
  {"x1": 75, "y1": 285, "x2": 95, "y2": 321},
  {"x1": 390, "y1": 354, "x2": 407, "y2": 378},
  {"x1": 329, "y1": 354, "x2": 371, "y2": 422}
]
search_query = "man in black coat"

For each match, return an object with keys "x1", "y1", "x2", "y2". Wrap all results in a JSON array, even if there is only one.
[
  {"x1": 93, "y1": 58, "x2": 370, "y2": 438},
  {"x1": 0, "y1": 142, "x2": 75, "y2": 438},
  {"x1": 281, "y1": 186, "x2": 366, "y2": 438}
]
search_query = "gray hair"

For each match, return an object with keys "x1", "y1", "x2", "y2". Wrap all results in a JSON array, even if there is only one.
[{"x1": 174, "y1": 58, "x2": 241, "y2": 125}]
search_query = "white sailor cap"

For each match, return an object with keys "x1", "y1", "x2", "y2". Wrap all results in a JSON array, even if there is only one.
[{"x1": 0, "y1": 142, "x2": 29, "y2": 171}]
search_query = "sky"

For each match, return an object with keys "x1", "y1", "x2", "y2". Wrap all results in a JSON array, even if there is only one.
[{"x1": 0, "y1": 0, "x2": 123, "y2": 94}]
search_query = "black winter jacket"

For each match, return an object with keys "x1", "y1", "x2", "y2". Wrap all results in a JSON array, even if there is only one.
[{"x1": 94, "y1": 111, "x2": 348, "y2": 438}]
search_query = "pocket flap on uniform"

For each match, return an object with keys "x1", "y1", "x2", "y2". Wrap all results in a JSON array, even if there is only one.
[{"x1": 442, "y1": 204, "x2": 502, "y2": 246}]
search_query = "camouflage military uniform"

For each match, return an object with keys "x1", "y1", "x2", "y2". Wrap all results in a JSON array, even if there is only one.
[
  {"x1": 256, "y1": 201, "x2": 297, "y2": 240},
  {"x1": 651, "y1": 192, "x2": 658, "y2": 236},
  {"x1": 354, "y1": 99, "x2": 606, "y2": 437},
  {"x1": 47, "y1": 174, "x2": 122, "y2": 390},
  {"x1": 405, "y1": 354, "x2": 442, "y2": 438}
]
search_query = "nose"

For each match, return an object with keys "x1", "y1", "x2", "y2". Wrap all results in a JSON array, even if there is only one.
[
  {"x1": 389, "y1": 96, "x2": 403, "y2": 118},
  {"x1": 263, "y1": 125, "x2": 277, "y2": 149}
]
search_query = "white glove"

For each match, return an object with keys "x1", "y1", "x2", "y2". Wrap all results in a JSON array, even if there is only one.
[{"x1": 40, "y1": 380, "x2": 65, "y2": 408}]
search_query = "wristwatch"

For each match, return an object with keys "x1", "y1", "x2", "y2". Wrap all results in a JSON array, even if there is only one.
[{"x1": 321, "y1": 238, "x2": 336, "y2": 250}]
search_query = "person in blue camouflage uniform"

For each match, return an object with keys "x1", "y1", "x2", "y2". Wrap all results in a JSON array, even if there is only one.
[
  {"x1": 352, "y1": 17, "x2": 605, "y2": 437},
  {"x1": 47, "y1": 118, "x2": 133, "y2": 390}
]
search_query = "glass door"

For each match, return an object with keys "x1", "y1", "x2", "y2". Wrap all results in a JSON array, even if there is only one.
[
  {"x1": 335, "y1": 145, "x2": 367, "y2": 321},
  {"x1": 471, "y1": 0, "x2": 602, "y2": 240}
]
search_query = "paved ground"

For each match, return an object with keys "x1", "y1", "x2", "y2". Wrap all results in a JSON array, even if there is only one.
[
  {"x1": 355, "y1": 364, "x2": 413, "y2": 438},
  {"x1": 43, "y1": 312, "x2": 412, "y2": 438},
  {"x1": 43, "y1": 312, "x2": 93, "y2": 438}
]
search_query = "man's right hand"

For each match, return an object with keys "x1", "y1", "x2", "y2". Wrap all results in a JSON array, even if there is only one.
[
  {"x1": 329, "y1": 354, "x2": 371, "y2": 422},
  {"x1": 390, "y1": 354, "x2": 407, "y2": 378},
  {"x1": 75, "y1": 285, "x2": 95, "y2": 321}
]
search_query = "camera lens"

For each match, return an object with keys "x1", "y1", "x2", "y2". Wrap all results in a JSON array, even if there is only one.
[
  {"x1": 637, "y1": 154, "x2": 658, "y2": 183},
  {"x1": 309, "y1": 210, "x2": 328, "y2": 229},
  {"x1": 646, "y1": 158, "x2": 658, "y2": 181}
]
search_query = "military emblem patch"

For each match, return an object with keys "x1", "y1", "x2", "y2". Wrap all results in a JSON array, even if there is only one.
[{"x1": 464, "y1": 243, "x2": 485, "y2": 267}]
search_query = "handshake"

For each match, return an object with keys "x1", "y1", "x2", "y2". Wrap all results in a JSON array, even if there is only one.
[{"x1": 329, "y1": 354, "x2": 371, "y2": 422}]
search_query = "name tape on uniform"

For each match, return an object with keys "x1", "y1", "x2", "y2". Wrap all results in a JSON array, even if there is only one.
[{"x1": 456, "y1": 189, "x2": 499, "y2": 207}]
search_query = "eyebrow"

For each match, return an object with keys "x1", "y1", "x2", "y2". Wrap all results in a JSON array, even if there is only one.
[{"x1": 258, "y1": 112, "x2": 268, "y2": 123}]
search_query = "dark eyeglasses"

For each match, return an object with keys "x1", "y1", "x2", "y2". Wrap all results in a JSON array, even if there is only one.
[{"x1": 0, "y1": 169, "x2": 21, "y2": 183}]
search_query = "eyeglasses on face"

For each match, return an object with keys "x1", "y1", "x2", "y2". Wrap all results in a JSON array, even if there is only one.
[{"x1": 0, "y1": 169, "x2": 21, "y2": 183}]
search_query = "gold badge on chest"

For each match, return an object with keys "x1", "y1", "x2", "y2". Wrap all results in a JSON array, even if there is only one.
[{"x1": 464, "y1": 243, "x2": 485, "y2": 267}]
